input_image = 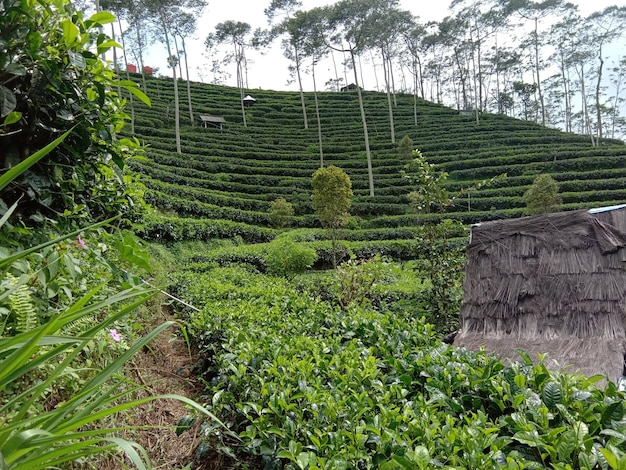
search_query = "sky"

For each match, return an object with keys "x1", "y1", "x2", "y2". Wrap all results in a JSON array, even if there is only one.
[{"x1": 141, "y1": 0, "x2": 620, "y2": 93}]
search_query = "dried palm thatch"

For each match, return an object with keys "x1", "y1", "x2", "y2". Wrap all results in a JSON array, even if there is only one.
[{"x1": 454, "y1": 206, "x2": 626, "y2": 382}]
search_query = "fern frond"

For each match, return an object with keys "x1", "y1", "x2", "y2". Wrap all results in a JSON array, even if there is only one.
[{"x1": 7, "y1": 274, "x2": 38, "y2": 333}]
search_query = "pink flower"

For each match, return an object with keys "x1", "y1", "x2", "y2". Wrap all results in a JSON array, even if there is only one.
[
  {"x1": 109, "y1": 329, "x2": 121, "y2": 342},
  {"x1": 77, "y1": 235, "x2": 87, "y2": 249}
]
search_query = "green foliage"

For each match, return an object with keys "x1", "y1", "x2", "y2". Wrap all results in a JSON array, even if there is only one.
[
  {"x1": 5, "y1": 274, "x2": 37, "y2": 334},
  {"x1": 401, "y1": 149, "x2": 450, "y2": 214},
  {"x1": 397, "y1": 134, "x2": 414, "y2": 161},
  {"x1": 0, "y1": 133, "x2": 155, "y2": 466},
  {"x1": 311, "y1": 165, "x2": 353, "y2": 230},
  {"x1": 265, "y1": 236, "x2": 317, "y2": 278},
  {"x1": 0, "y1": 211, "x2": 224, "y2": 469},
  {"x1": 524, "y1": 173, "x2": 562, "y2": 215},
  {"x1": 175, "y1": 264, "x2": 626, "y2": 469},
  {"x1": 413, "y1": 219, "x2": 467, "y2": 333},
  {"x1": 336, "y1": 255, "x2": 387, "y2": 311},
  {"x1": 311, "y1": 165, "x2": 353, "y2": 267},
  {"x1": 0, "y1": 0, "x2": 149, "y2": 226},
  {"x1": 0, "y1": 14, "x2": 225, "y2": 464},
  {"x1": 268, "y1": 197, "x2": 295, "y2": 229}
]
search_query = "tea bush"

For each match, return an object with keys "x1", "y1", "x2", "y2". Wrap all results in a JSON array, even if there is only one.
[
  {"x1": 265, "y1": 237, "x2": 317, "y2": 278},
  {"x1": 173, "y1": 269, "x2": 626, "y2": 469},
  {"x1": 176, "y1": 266, "x2": 626, "y2": 469}
]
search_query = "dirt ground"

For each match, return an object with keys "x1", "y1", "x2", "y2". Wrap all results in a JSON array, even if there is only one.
[
  {"x1": 96, "y1": 313, "x2": 202, "y2": 469},
  {"x1": 94, "y1": 293, "x2": 258, "y2": 470}
]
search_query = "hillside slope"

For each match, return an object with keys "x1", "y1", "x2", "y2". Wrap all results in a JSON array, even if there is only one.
[{"x1": 129, "y1": 76, "x2": 626, "y2": 246}]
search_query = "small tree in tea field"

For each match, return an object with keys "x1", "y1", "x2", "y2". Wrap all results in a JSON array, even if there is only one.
[
  {"x1": 268, "y1": 197, "x2": 295, "y2": 229},
  {"x1": 397, "y1": 134, "x2": 414, "y2": 161},
  {"x1": 523, "y1": 173, "x2": 561, "y2": 215},
  {"x1": 311, "y1": 165, "x2": 352, "y2": 268},
  {"x1": 402, "y1": 150, "x2": 503, "y2": 333}
]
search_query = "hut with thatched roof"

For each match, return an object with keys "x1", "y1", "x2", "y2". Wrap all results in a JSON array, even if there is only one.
[{"x1": 454, "y1": 205, "x2": 626, "y2": 381}]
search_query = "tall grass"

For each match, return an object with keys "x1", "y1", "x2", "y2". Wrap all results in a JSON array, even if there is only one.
[{"x1": 0, "y1": 135, "x2": 225, "y2": 468}]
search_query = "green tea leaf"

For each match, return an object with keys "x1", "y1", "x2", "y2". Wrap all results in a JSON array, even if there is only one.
[
  {"x1": 556, "y1": 429, "x2": 577, "y2": 461},
  {"x1": 409, "y1": 445, "x2": 430, "y2": 470},
  {"x1": 61, "y1": 19, "x2": 79, "y2": 47},
  {"x1": 0, "y1": 85, "x2": 16, "y2": 117},
  {"x1": 512, "y1": 430, "x2": 545, "y2": 448},
  {"x1": 88, "y1": 11, "x2": 116, "y2": 24},
  {"x1": 602, "y1": 401, "x2": 624, "y2": 425},
  {"x1": 543, "y1": 381, "x2": 562, "y2": 409},
  {"x1": 68, "y1": 50, "x2": 86, "y2": 69},
  {"x1": 3, "y1": 111, "x2": 21, "y2": 125},
  {"x1": 176, "y1": 415, "x2": 197, "y2": 436},
  {"x1": 118, "y1": 81, "x2": 151, "y2": 107}
]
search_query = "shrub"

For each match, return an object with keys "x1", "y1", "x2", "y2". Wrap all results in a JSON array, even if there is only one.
[
  {"x1": 268, "y1": 198, "x2": 295, "y2": 229},
  {"x1": 336, "y1": 255, "x2": 387, "y2": 310},
  {"x1": 0, "y1": 0, "x2": 149, "y2": 226},
  {"x1": 524, "y1": 173, "x2": 562, "y2": 214},
  {"x1": 265, "y1": 237, "x2": 317, "y2": 278}
]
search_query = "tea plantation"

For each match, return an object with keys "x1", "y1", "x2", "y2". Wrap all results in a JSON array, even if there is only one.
[
  {"x1": 130, "y1": 75, "x2": 626, "y2": 252},
  {"x1": 129, "y1": 76, "x2": 626, "y2": 468}
]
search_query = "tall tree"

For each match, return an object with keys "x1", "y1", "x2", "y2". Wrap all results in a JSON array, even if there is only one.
[
  {"x1": 585, "y1": 6, "x2": 626, "y2": 145},
  {"x1": 144, "y1": 0, "x2": 206, "y2": 153},
  {"x1": 546, "y1": 6, "x2": 581, "y2": 133},
  {"x1": 502, "y1": 0, "x2": 565, "y2": 127},
  {"x1": 368, "y1": 4, "x2": 414, "y2": 143},
  {"x1": 206, "y1": 21, "x2": 253, "y2": 127},
  {"x1": 121, "y1": 1, "x2": 152, "y2": 93},
  {"x1": 609, "y1": 57, "x2": 626, "y2": 140},
  {"x1": 325, "y1": 0, "x2": 386, "y2": 197},
  {"x1": 402, "y1": 23, "x2": 428, "y2": 125},
  {"x1": 293, "y1": 7, "x2": 329, "y2": 166},
  {"x1": 265, "y1": 0, "x2": 309, "y2": 129},
  {"x1": 171, "y1": 11, "x2": 198, "y2": 126}
]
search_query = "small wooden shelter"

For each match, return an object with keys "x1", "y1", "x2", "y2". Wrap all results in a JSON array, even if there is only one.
[
  {"x1": 242, "y1": 95, "x2": 256, "y2": 107},
  {"x1": 199, "y1": 115, "x2": 226, "y2": 130},
  {"x1": 454, "y1": 205, "x2": 626, "y2": 380},
  {"x1": 340, "y1": 83, "x2": 361, "y2": 92}
]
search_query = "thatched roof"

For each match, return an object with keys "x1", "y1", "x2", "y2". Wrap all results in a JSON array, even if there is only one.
[{"x1": 454, "y1": 207, "x2": 626, "y2": 381}]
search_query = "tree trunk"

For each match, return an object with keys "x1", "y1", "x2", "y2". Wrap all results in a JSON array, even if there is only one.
[
  {"x1": 238, "y1": 63, "x2": 247, "y2": 128},
  {"x1": 413, "y1": 58, "x2": 418, "y2": 127},
  {"x1": 417, "y1": 55, "x2": 424, "y2": 99},
  {"x1": 312, "y1": 60, "x2": 324, "y2": 167},
  {"x1": 495, "y1": 36, "x2": 502, "y2": 113},
  {"x1": 162, "y1": 25, "x2": 181, "y2": 154},
  {"x1": 595, "y1": 46, "x2": 604, "y2": 144},
  {"x1": 534, "y1": 17, "x2": 546, "y2": 126},
  {"x1": 173, "y1": 35, "x2": 183, "y2": 80},
  {"x1": 560, "y1": 54, "x2": 571, "y2": 133},
  {"x1": 181, "y1": 37, "x2": 194, "y2": 126},
  {"x1": 577, "y1": 63, "x2": 595, "y2": 146},
  {"x1": 389, "y1": 56, "x2": 397, "y2": 107},
  {"x1": 453, "y1": 48, "x2": 468, "y2": 110},
  {"x1": 118, "y1": 17, "x2": 134, "y2": 135},
  {"x1": 370, "y1": 51, "x2": 379, "y2": 91},
  {"x1": 381, "y1": 48, "x2": 395, "y2": 144},
  {"x1": 350, "y1": 49, "x2": 374, "y2": 197},
  {"x1": 235, "y1": 43, "x2": 247, "y2": 128},
  {"x1": 330, "y1": 49, "x2": 340, "y2": 89},
  {"x1": 295, "y1": 45, "x2": 308, "y2": 129},
  {"x1": 470, "y1": 38, "x2": 479, "y2": 124},
  {"x1": 133, "y1": 22, "x2": 147, "y2": 93}
]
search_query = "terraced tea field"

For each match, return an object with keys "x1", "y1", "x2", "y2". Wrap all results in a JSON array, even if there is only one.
[{"x1": 130, "y1": 75, "x2": 626, "y2": 257}]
